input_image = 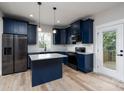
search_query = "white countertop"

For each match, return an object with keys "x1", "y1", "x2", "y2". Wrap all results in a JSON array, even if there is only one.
[
  {"x1": 29, "y1": 53, "x2": 67, "y2": 61},
  {"x1": 76, "y1": 52, "x2": 93, "y2": 55},
  {"x1": 28, "y1": 50, "x2": 75, "y2": 54}
]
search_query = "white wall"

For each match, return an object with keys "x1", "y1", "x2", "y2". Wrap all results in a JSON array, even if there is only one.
[
  {"x1": 28, "y1": 24, "x2": 66, "y2": 53},
  {"x1": 0, "y1": 12, "x2": 3, "y2": 75},
  {"x1": 93, "y1": 4, "x2": 124, "y2": 71}
]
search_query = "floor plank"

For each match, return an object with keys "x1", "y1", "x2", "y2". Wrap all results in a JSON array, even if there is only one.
[{"x1": 0, "y1": 65, "x2": 124, "y2": 91}]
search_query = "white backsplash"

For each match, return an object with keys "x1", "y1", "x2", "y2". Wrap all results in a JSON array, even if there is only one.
[
  {"x1": 28, "y1": 45, "x2": 67, "y2": 53},
  {"x1": 66, "y1": 42, "x2": 93, "y2": 53},
  {"x1": 50, "y1": 45, "x2": 67, "y2": 51}
]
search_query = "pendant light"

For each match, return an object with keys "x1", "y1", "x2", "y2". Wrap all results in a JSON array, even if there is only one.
[
  {"x1": 53, "y1": 7, "x2": 57, "y2": 34},
  {"x1": 37, "y1": 2, "x2": 42, "y2": 31}
]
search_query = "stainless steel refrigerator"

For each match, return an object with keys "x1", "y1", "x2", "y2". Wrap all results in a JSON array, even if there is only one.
[{"x1": 2, "y1": 34, "x2": 27, "y2": 75}]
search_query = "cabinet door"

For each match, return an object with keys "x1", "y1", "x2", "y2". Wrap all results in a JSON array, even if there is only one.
[
  {"x1": 84, "y1": 54, "x2": 93, "y2": 72},
  {"x1": 18, "y1": 21, "x2": 27, "y2": 35},
  {"x1": 3, "y1": 18, "x2": 14, "y2": 34},
  {"x1": 66, "y1": 27, "x2": 71, "y2": 44},
  {"x1": 28, "y1": 24, "x2": 37, "y2": 44},
  {"x1": 77, "y1": 54, "x2": 93, "y2": 73},
  {"x1": 3, "y1": 18, "x2": 28, "y2": 35},
  {"x1": 76, "y1": 54, "x2": 85, "y2": 70},
  {"x1": 53, "y1": 29, "x2": 61, "y2": 44},
  {"x1": 71, "y1": 20, "x2": 81, "y2": 42},
  {"x1": 60, "y1": 29, "x2": 66, "y2": 44},
  {"x1": 13, "y1": 20, "x2": 19, "y2": 34},
  {"x1": 81, "y1": 19, "x2": 93, "y2": 43}
]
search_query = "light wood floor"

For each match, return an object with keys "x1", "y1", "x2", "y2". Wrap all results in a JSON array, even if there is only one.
[{"x1": 0, "y1": 65, "x2": 124, "y2": 91}]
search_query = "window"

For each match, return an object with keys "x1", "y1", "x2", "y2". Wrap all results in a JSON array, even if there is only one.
[
  {"x1": 103, "y1": 31, "x2": 116, "y2": 70},
  {"x1": 38, "y1": 31, "x2": 52, "y2": 49}
]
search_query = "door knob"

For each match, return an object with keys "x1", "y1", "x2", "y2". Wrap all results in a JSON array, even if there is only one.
[
  {"x1": 120, "y1": 50, "x2": 123, "y2": 52},
  {"x1": 117, "y1": 54, "x2": 123, "y2": 56}
]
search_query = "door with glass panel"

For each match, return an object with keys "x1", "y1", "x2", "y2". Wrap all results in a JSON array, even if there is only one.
[{"x1": 96, "y1": 24, "x2": 124, "y2": 81}]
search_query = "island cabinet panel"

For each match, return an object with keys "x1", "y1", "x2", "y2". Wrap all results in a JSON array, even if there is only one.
[
  {"x1": 81, "y1": 19, "x2": 94, "y2": 44},
  {"x1": 31, "y1": 58, "x2": 63, "y2": 87},
  {"x1": 57, "y1": 52, "x2": 68, "y2": 64},
  {"x1": 27, "y1": 24, "x2": 37, "y2": 45},
  {"x1": 76, "y1": 53, "x2": 93, "y2": 73},
  {"x1": 3, "y1": 17, "x2": 28, "y2": 35}
]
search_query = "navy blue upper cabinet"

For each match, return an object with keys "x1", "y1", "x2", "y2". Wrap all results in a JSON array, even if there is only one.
[
  {"x1": 53, "y1": 29, "x2": 61, "y2": 44},
  {"x1": 60, "y1": 29, "x2": 66, "y2": 44},
  {"x1": 53, "y1": 28, "x2": 66, "y2": 44},
  {"x1": 3, "y1": 17, "x2": 28, "y2": 35},
  {"x1": 18, "y1": 21, "x2": 27, "y2": 35},
  {"x1": 70, "y1": 20, "x2": 82, "y2": 42},
  {"x1": 28, "y1": 24, "x2": 37, "y2": 45},
  {"x1": 3, "y1": 18, "x2": 15, "y2": 34},
  {"x1": 66, "y1": 27, "x2": 71, "y2": 44},
  {"x1": 53, "y1": 18, "x2": 94, "y2": 45},
  {"x1": 81, "y1": 19, "x2": 94, "y2": 44}
]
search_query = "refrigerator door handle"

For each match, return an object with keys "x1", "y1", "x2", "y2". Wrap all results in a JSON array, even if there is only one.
[{"x1": 4, "y1": 48, "x2": 6, "y2": 55}]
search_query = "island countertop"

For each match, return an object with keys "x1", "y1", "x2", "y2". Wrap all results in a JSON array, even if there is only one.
[{"x1": 29, "y1": 53, "x2": 67, "y2": 61}]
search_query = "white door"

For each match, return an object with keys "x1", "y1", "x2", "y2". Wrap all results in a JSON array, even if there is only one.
[{"x1": 96, "y1": 24, "x2": 124, "y2": 81}]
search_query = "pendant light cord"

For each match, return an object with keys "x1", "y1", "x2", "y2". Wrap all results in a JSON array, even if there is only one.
[
  {"x1": 39, "y1": 3, "x2": 41, "y2": 27},
  {"x1": 54, "y1": 9, "x2": 55, "y2": 27},
  {"x1": 53, "y1": 7, "x2": 56, "y2": 28},
  {"x1": 37, "y1": 2, "x2": 42, "y2": 28}
]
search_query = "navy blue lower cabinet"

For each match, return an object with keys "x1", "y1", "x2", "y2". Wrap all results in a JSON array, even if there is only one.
[
  {"x1": 31, "y1": 58, "x2": 63, "y2": 87},
  {"x1": 76, "y1": 53, "x2": 93, "y2": 73},
  {"x1": 62, "y1": 57, "x2": 68, "y2": 64}
]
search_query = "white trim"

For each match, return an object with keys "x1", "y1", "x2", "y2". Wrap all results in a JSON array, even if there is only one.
[{"x1": 0, "y1": 17, "x2": 3, "y2": 76}]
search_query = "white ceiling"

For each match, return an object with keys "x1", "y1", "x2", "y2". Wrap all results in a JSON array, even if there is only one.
[{"x1": 0, "y1": 2, "x2": 121, "y2": 26}]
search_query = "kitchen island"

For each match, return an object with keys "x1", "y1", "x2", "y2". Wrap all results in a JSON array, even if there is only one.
[{"x1": 29, "y1": 53, "x2": 67, "y2": 87}]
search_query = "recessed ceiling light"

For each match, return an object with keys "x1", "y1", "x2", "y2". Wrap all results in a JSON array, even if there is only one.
[
  {"x1": 29, "y1": 14, "x2": 33, "y2": 17},
  {"x1": 57, "y1": 20, "x2": 60, "y2": 23}
]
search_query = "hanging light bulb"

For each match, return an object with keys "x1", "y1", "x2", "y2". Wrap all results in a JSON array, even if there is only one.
[
  {"x1": 53, "y1": 29, "x2": 56, "y2": 33},
  {"x1": 37, "y1": 2, "x2": 42, "y2": 31},
  {"x1": 38, "y1": 26, "x2": 42, "y2": 32},
  {"x1": 53, "y1": 7, "x2": 57, "y2": 34}
]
